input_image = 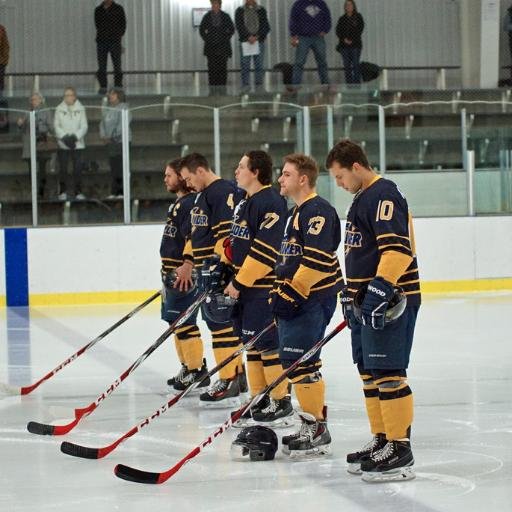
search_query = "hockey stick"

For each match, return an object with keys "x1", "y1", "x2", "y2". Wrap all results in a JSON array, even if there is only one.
[
  {"x1": 26, "y1": 291, "x2": 208, "y2": 436},
  {"x1": 0, "y1": 291, "x2": 161, "y2": 397},
  {"x1": 60, "y1": 322, "x2": 275, "y2": 459},
  {"x1": 114, "y1": 319, "x2": 347, "y2": 484}
]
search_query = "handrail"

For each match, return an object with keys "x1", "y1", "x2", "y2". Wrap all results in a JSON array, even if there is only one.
[{"x1": 3, "y1": 65, "x2": 461, "y2": 78}]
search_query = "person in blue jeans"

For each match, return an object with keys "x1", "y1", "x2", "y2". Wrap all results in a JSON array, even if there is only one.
[
  {"x1": 271, "y1": 153, "x2": 343, "y2": 457},
  {"x1": 235, "y1": 0, "x2": 270, "y2": 92},
  {"x1": 336, "y1": 0, "x2": 365, "y2": 84},
  {"x1": 289, "y1": 0, "x2": 332, "y2": 88}
]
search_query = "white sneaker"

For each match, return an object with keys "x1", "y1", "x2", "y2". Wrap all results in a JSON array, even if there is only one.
[
  {"x1": 106, "y1": 194, "x2": 116, "y2": 200},
  {"x1": 58, "y1": 192, "x2": 68, "y2": 201},
  {"x1": 75, "y1": 193, "x2": 86, "y2": 200}
]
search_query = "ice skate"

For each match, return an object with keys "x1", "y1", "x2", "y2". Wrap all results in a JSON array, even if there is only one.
[
  {"x1": 167, "y1": 364, "x2": 188, "y2": 388},
  {"x1": 282, "y1": 406, "x2": 331, "y2": 457},
  {"x1": 199, "y1": 376, "x2": 241, "y2": 408},
  {"x1": 361, "y1": 440, "x2": 415, "y2": 482},
  {"x1": 251, "y1": 396, "x2": 294, "y2": 428},
  {"x1": 346, "y1": 433, "x2": 387, "y2": 475},
  {"x1": 230, "y1": 395, "x2": 270, "y2": 428},
  {"x1": 173, "y1": 359, "x2": 210, "y2": 392}
]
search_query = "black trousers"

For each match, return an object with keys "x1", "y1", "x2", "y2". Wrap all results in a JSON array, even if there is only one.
[
  {"x1": 58, "y1": 149, "x2": 83, "y2": 195},
  {"x1": 25, "y1": 158, "x2": 49, "y2": 198},
  {"x1": 0, "y1": 64, "x2": 5, "y2": 95},
  {"x1": 206, "y1": 56, "x2": 229, "y2": 86},
  {"x1": 109, "y1": 152, "x2": 123, "y2": 195},
  {"x1": 97, "y1": 40, "x2": 123, "y2": 89}
]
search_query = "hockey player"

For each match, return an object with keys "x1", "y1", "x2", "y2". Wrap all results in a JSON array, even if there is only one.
[
  {"x1": 223, "y1": 151, "x2": 292, "y2": 426},
  {"x1": 180, "y1": 153, "x2": 246, "y2": 406},
  {"x1": 272, "y1": 153, "x2": 343, "y2": 456},
  {"x1": 326, "y1": 139, "x2": 421, "y2": 482},
  {"x1": 161, "y1": 159, "x2": 209, "y2": 392}
]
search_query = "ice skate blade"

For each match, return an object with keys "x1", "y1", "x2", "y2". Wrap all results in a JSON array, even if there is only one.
[
  {"x1": 199, "y1": 397, "x2": 241, "y2": 409},
  {"x1": 232, "y1": 417, "x2": 255, "y2": 429},
  {"x1": 347, "y1": 463, "x2": 362, "y2": 475},
  {"x1": 253, "y1": 415, "x2": 295, "y2": 429},
  {"x1": 286, "y1": 445, "x2": 331, "y2": 458},
  {"x1": 361, "y1": 465, "x2": 415, "y2": 483}
]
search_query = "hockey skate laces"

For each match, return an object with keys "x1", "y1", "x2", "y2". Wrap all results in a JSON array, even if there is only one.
[
  {"x1": 297, "y1": 418, "x2": 316, "y2": 441},
  {"x1": 174, "y1": 366, "x2": 187, "y2": 382},
  {"x1": 261, "y1": 398, "x2": 278, "y2": 414},
  {"x1": 361, "y1": 436, "x2": 381, "y2": 453},
  {"x1": 208, "y1": 379, "x2": 228, "y2": 394},
  {"x1": 372, "y1": 442, "x2": 394, "y2": 462}
]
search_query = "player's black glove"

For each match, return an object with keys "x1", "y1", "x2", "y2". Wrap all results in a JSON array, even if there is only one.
[
  {"x1": 200, "y1": 255, "x2": 233, "y2": 293},
  {"x1": 271, "y1": 281, "x2": 306, "y2": 320},
  {"x1": 361, "y1": 277, "x2": 394, "y2": 330},
  {"x1": 339, "y1": 285, "x2": 353, "y2": 329}
]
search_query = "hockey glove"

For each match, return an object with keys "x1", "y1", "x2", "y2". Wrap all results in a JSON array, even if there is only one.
[
  {"x1": 339, "y1": 285, "x2": 353, "y2": 329},
  {"x1": 361, "y1": 277, "x2": 395, "y2": 330},
  {"x1": 200, "y1": 255, "x2": 233, "y2": 293},
  {"x1": 271, "y1": 281, "x2": 306, "y2": 320}
]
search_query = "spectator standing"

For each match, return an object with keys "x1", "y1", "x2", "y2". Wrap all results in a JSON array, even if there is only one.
[
  {"x1": 504, "y1": 4, "x2": 512, "y2": 81},
  {"x1": 235, "y1": 0, "x2": 271, "y2": 93},
  {"x1": 199, "y1": 0, "x2": 235, "y2": 95},
  {"x1": 336, "y1": 0, "x2": 365, "y2": 84},
  {"x1": 16, "y1": 93, "x2": 53, "y2": 199},
  {"x1": 289, "y1": 0, "x2": 332, "y2": 89},
  {"x1": 54, "y1": 87, "x2": 88, "y2": 201},
  {"x1": 95, "y1": 0, "x2": 126, "y2": 95},
  {"x1": 100, "y1": 87, "x2": 129, "y2": 199},
  {"x1": 0, "y1": 24, "x2": 9, "y2": 97}
]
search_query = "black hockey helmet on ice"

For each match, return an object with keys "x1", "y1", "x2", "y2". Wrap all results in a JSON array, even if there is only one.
[
  {"x1": 353, "y1": 284, "x2": 407, "y2": 325},
  {"x1": 162, "y1": 267, "x2": 198, "y2": 298},
  {"x1": 202, "y1": 293, "x2": 237, "y2": 324},
  {"x1": 230, "y1": 425, "x2": 278, "y2": 461}
]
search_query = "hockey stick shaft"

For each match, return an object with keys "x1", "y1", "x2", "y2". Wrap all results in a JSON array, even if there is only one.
[
  {"x1": 114, "y1": 320, "x2": 347, "y2": 484},
  {"x1": 61, "y1": 322, "x2": 275, "y2": 459},
  {"x1": 27, "y1": 291, "x2": 208, "y2": 436},
  {"x1": 0, "y1": 291, "x2": 161, "y2": 397}
]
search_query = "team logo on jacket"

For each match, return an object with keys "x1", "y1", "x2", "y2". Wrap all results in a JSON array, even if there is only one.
[
  {"x1": 231, "y1": 221, "x2": 250, "y2": 240},
  {"x1": 191, "y1": 207, "x2": 208, "y2": 228},
  {"x1": 280, "y1": 236, "x2": 303, "y2": 259},
  {"x1": 344, "y1": 222, "x2": 362, "y2": 255}
]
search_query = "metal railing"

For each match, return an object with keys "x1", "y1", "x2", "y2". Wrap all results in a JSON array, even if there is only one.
[
  {"x1": 3, "y1": 65, "x2": 462, "y2": 96},
  {"x1": 2, "y1": 98, "x2": 512, "y2": 227}
]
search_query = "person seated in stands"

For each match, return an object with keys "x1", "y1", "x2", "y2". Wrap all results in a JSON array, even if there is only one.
[
  {"x1": 54, "y1": 87, "x2": 88, "y2": 201},
  {"x1": 100, "y1": 87, "x2": 129, "y2": 199},
  {"x1": 16, "y1": 93, "x2": 53, "y2": 199}
]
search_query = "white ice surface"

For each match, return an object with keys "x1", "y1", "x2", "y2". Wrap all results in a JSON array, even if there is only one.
[{"x1": 1, "y1": 294, "x2": 511, "y2": 512}]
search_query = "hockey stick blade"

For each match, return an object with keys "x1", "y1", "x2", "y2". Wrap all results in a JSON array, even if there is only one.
[
  {"x1": 0, "y1": 382, "x2": 21, "y2": 396},
  {"x1": 26, "y1": 292, "x2": 207, "y2": 437},
  {"x1": 113, "y1": 321, "x2": 347, "y2": 484},
  {"x1": 60, "y1": 441, "x2": 100, "y2": 460},
  {"x1": 59, "y1": 323, "x2": 275, "y2": 459},
  {"x1": 115, "y1": 464, "x2": 162, "y2": 484},
  {"x1": 27, "y1": 421, "x2": 55, "y2": 436}
]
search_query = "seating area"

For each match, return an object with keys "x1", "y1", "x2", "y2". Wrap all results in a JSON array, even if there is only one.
[{"x1": 1, "y1": 87, "x2": 512, "y2": 226}]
